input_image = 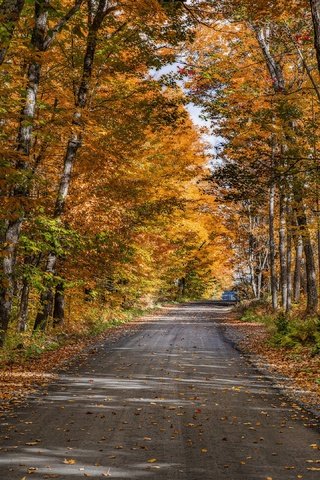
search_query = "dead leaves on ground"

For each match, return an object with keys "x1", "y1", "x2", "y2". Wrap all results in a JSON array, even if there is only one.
[{"x1": 222, "y1": 318, "x2": 320, "y2": 410}]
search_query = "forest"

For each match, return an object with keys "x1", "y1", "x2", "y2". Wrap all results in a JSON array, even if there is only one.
[{"x1": 1, "y1": 0, "x2": 320, "y2": 357}]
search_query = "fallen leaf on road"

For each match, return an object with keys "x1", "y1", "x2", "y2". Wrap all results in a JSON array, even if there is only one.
[
  {"x1": 27, "y1": 467, "x2": 38, "y2": 473},
  {"x1": 147, "y1": 458, "x2": 157, "y2": 463},
  {"x1": 63, "y1": 458, "x2": 76, "y2": 465}
]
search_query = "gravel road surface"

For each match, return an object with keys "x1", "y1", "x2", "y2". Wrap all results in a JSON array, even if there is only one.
[{"x1": 0, "y1": 302, "x2": 319, "y2": 479}]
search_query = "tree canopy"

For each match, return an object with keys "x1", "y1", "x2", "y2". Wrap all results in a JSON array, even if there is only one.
[{"x1": 1, "y1": 0, "x2": 320, "y2": 350}]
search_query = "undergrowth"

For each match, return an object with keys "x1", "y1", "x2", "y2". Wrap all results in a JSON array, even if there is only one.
[
  {"x1": 239, "y1": 302, "x2": 320, "y2": 355},
  {"x1": 0, "y1": 305, "x2": 159, "y2": 366}
]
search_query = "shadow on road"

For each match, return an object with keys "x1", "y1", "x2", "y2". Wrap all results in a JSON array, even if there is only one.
[{"x1": 0, "y1": 303, "x2": 319, "y2": 479}]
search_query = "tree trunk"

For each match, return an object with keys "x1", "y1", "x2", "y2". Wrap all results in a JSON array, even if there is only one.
[
  {"x1": 269, "y1": 183, "x2": 278, "y2": 310},
  {"x1": 0, "y1": 0, "x2": 25, "y2": 65},
  {"x1": 317, "y1": 197, "x2": 320, "y2": 292},
  {"x1": 248, "y1": 236, "x2": 257, "y2": 299},
  {"x1": 257, "y1": 269, "x2": 262, "y2": 300},
  {"x1": 33, "y1": 289, "x2": 54, "y2": 331},
  {"x1": 54, "y1": 134, "x2": 82, "y2": 217},
  {"x1": 18, "y1": 278, "x2": 29, "y2": 332},
  {"x1": 293, "y1": 236, "x2": 303, "y2": 303},
  {"x1": 294, "y1": 184, "x2": 318, "y2": 314},
  {"x1": 279, "y1": 191, "x2": 288, "y2": 310},
  {"x1": 17, "y1": 253, "x2": 41, "y2": 332},
  {"x1": 33, "y1": 253, "x2": 56, "y2": 331},
  {"x1": 0, "y1": 59, "x2": 42, "y2": 341},
  {"x1": 310, "y1": 0, "x2": 320, "y2": 75},
  {"x1": 17, "y1": 62, "x2": 41, "y2": 156},
  {"x1": 34, "y1": 134, "x2": 82, "y2": 328},
  {"x1": 286, "y1": 210, "x2": 292, "y2": 313},
  {"x1": 301, "y1": 256, "x2": 307, "y2": 295},
  {"x1": 0, "y1": 219, "x2": 21, "y2": 346},
  {"x1": 53, "y1": 283, "x2": 65, "y2": 326},
  {"x1": 178, "y1": 278, "x2": 186, "y2": 298},
  {"x1": 253, "y1": 24, "x2": 286, "y2": 92}
]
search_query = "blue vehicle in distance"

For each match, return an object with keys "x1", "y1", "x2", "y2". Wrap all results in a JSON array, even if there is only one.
[{"x1": 221, "y1": 290, "x2": 238, "y2": 302}]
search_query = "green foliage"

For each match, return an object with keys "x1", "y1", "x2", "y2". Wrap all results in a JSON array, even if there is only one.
[
  {"x1": 271, "y1": 316, "x2": 320, "y2": 352},
  {"x1": 240, "y1": 308, "x2": 262, "y2": 323},
  {"x1": 21, "y1": 216, "x2": 82, "y2": 257},
  {"x1": 0, "y1": 329, "x2": 60, "y2": 363},
  {"x1": 85, "y1": 306, "x2": 151, "y2": 336},
  {"x1": 240, "y1": 304, "x2": 320, "y2": 353},
  {"x1": 240, "y1": 301, "x2": 273, "y2": 324},
  {"x1": 275, "y1": 312, "x2": 289, "y2": 335}
]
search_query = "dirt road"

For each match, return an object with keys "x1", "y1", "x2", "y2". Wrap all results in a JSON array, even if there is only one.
[{"x1": 0, "y1": 302, "x2": 319, "y2": 479}]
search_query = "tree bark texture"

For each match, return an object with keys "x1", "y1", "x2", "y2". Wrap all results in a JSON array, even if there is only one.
[
  {"x1": 269, "y1": 183, "x2": 278, "y2": 310},
  {"x1": 279, "y1": 191, "x2": 288, "y2": 311},
  {"x1": 18, "y1": 278, "x2": 29, "y2": 333},
  {"x1": 293, "y1": 185, "x2": 318, "y2": 314},
  {"x1": 293, "y1": 235, "x2": 303, "y2": 303},
  {"x1": 33, "y1": 253, "x2": 56, "y2": 331},
  {"x1": 0, "y1": 219, "x2": 21, "y2": 346},
  {"x1": 310, "y1": 0, "x2": 320, "y2": 75},
  {"x1": 253, "y1": 25, "x2": 286, "y2": 92},
  {"x1": 53, "y1": 283, "x2": 65, "y2": 326},
  {"x1": 286, "y1": 210, "x2": 292, "y2": 313}
]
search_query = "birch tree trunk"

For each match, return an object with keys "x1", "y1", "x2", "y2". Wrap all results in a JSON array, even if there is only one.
[
  {"x1": 269, "y1": 183, "x2": 278, "y2": 310},
  {"x1": 0, "y1": 0, "x2": 25, "y2": 65},
  {"x1": 310, "y1": 0, "x2": 320, "y2": 75},
  {"x1": 286, "y1": 206, "x2": 292, "y2": 312},
  {"x1": 0, "y1": 221, "x2": 21, "y2": 345},
  {"x1": 279, "y1": 191, "x2": 288, "y2": 311},
  {"x1": 248, "y1": 212, "x2": 257, "y2": 298},
  {"x1": 253, "y1": 24, "x2": 286, "y2": 92},
  {"x1": 293, "y1": 235, "x2": 303, "y2": 303},
  {"x1": 17, "y1": 278, "x2": 29, "y2": 333}
]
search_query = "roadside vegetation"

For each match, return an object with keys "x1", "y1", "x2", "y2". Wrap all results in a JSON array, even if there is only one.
[{"x1": 239, "y1": 301, "x2": 320, "y2": 356}]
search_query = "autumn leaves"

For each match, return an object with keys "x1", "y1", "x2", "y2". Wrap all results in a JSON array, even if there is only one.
[
  {"x1": 0, "y1": 1, "x2": 230, "y2": 347},
  {"x1": 183, "y1": 2, "x2": 320, "y2": 314}
]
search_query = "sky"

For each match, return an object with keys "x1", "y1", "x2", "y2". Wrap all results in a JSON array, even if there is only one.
[{"x1": 151, "y1": 64, "x2": 222, "y2": 158}]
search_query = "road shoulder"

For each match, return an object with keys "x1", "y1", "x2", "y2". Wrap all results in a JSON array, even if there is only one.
[
  {"x1": 0, "y1": 306, "x2": 170, "y2": 412},
  {"x1": 217, "y1": 309, "x2": 320, "y2": 420}
]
